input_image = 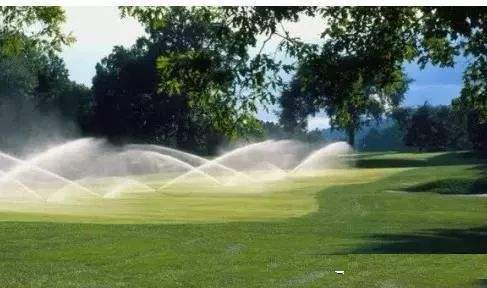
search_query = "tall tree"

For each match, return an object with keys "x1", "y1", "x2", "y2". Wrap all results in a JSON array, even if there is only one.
[
  {"x1": 228, "y1": 7, "x2": 487, "y2": 150},
  {"x1": 296, "y1": 44, "x2": 409, "y2": 146},
  {"x1": 91, "y1": 7, "x2": 291, "y2": 152},
  {"x1": 401, "y1": 103, "x2": 469, "y2": 151},
  {"x1": 121, "y1": 7, "x2": 284, "y2": 138}
]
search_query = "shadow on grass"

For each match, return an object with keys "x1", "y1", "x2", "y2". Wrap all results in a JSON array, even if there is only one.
[
  {"x1": 355, "y1": 158, "x2": 428, "y2": 168},
  {"x1": 476, "y1": 279, "x2": 487, "y2": 288},
  {"x1": 356, "y1": 151, "x2": 486, "y2": 168},
  {"x1": 399, "y1": 158, "x2": 487, "y2": 195},
  {"x1": 403, "y1": 177, "x2": 487, "y2": 195},
  {"x1": 352, "y1": 226, "x2": 487, "y2": 254}
]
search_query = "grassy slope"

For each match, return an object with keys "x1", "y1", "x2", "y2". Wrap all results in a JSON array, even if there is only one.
[{"x1": 0, "y1": 152, "x2": 486, "y2": 287}]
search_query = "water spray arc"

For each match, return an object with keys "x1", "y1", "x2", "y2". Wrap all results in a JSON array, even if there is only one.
[
  {"x1": 160, "y1": 140, "x2": 276, "y2": 189},
  {"x1": 129, "y1": 144, "x2": 254, "y2": 183},
  {"x1": 0, "y1": 170, "x2": 44, "y2": 201},
  {"x1": 291, "y1": 142, "x2": 354, "y2": 173},
  {"x1": 102, "y1": 177, "x2": 156, "y2": 199},
  {"x1": 0, "y1": 151, "x2": 100, "y2": 201},
  {"x1": 128, "y1": 150, "x2": 222, "y2": 185},
  {"x1": 0, "y1": 138, "x2": 353, "y2": 205}
]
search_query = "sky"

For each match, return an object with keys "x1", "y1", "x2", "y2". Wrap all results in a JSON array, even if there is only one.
[{"x1": 61, "y1": 7, "x2": 467, "y2": 130}]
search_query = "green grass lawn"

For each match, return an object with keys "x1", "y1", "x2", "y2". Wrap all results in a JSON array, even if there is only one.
[{"x1": 0, "y1": 151, "x2": 486, "y2": 287}]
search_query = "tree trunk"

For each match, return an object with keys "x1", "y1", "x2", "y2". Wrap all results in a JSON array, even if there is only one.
[{"x1": 347, "y1": 128, "x2": 355, "y2": 147}]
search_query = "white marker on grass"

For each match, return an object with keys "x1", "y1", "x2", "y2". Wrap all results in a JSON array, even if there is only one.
[{"x1": 335, "y1": 270, "x2": 345, "y2": 275}]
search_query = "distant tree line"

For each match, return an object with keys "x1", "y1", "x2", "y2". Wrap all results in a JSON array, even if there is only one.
[
  {"x1": 324, "y1": 102, "x2": 481, "y2": 152},
  {"x1": 392, "y1": 103, "x2": 481, "y2": 152}
]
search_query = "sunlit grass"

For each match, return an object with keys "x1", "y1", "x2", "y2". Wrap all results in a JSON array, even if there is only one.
[
  {"x1": 0, "y1": 151, "x2": 486, "y2": 287},
  {"x1": 0, "y1": 168, "x2": 400, "y2": 224}
]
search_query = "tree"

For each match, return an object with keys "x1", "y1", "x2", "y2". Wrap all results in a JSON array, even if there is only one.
[
  {"x1": 91, "y1": 45, "x2": 158, "y2": 142},
  {"x1": 0, "y1": 6, "x2": 89, "y2": 153},
  {"x1": 400, "y1": 103, "x2": 469, "y2": 151},
  {"x1": 0, "y1": 44, "x2": 90, "y2": 153},
  {"x1": 278, "y1": 78, "x2": 316, "y2": 135},
  {"x1": 296, "y1": 44, "x2": 409, "y2": 146},
  {"x1": 361, "y1": 125, "x2": 407, "y2": 152},
  {"x1": 227, "y1": 7, "x2": 487, "y2": 150},
  {"x1": 417, "y1": 7, "x2": 487, "y2": 151},
  {"x1": 0, "y1": 7, "x2": 73, "y2": 56},
  {"x1": 121, "y1": 7, "x2": 284, "y2": 135},
  {"x1": 92, "y1": 7, "x2": 287, "y2": 153},
  {"x1": 0, "y1": 45, "x2": 74, "y2": 113},
  {"x1": 226, "y1": 8, "x2": 413, "y2": 146},
  {"x1": 452, "y1": 84, "x2": 487, "y2": 152},
  {"x1": 404, "y1": 104, "x2": 444, "y2": 151},
  {"x1": 466, "y1": 110, "x2": 487, "y2": 152}
]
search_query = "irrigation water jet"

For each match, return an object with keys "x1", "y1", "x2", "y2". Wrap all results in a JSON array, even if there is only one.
[
  {"x1": 101, "y1": 177, "x2": 156, "y2": 199},
  {"x1": 0, "y1": 151, "x2": 99, "y2": 201},
  {"x1": 0, "y1": 170, "x2": 44, "y2": 201},
  {"x1": 292, "y1": 141, "x2": 354, "y2": 173},
  {"x1": 0, "y1": 139, "x2": 354, "y2": 205},
  {"x1": 130, "y1": 144, "x2": 255, "y2": 183},
  {"x1": 159, "y1": 140, "x2": 278, "y2": 189},
  {"x1": 128, "y1": 150, "x2": 222, "y2": 186},
  {"x1": 127, "y1": 144, "x2": 208, "y2": 166}
]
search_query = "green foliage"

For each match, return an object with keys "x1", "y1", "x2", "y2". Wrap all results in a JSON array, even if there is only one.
[
  {"x1": 318, "y1": 7, "x2": 487, "y2": 150},
  {"x1": 92, "y1": 8, "x2": 268, "y2": 152},
  {"x1": 122, "y1": 7, "x2": 284, "y2": 127},
  {"x1": 0, "y1": 52, "x2": 37, "y2": 100},
  {"x1": 0, "y1": 44, "x2": 90, "y2": 152},
  {"x1": 258, "y1": 120, "x2": 326, "y2": 144},
  {"x1": 231, "y1": 7, "x2": 485, "y2": 150},
  {"x1": 420, "y1": 7, "x2": 487, "y2": 151},
  {"x1": 452, "y1": 44, "x2": 487, "y2": 151},
  {"x1": 322, "y1": 8, "x2": 423, "y2": 65},
  {"x1": 0, "y1": 6, "x2": 83, "y2": 152},
  {"x1": 310, "y1": 7, "x2": 482, "y2": 68},
  {"x1": 278, "y1": 78, "x2": 317, "y2": 135},
  {"x1": 296, "y1": 44, "x2": 409, "y2": 146},
  {"x1": 453, "y1": 91, "x2": 487, "y2": 152},
  {"x1": 398, "y1": 104, "x2": 470, "y2": 151},
  {"x1": 361, "y1": 125, "x2": 407, "y2": 152},
  {"x1": 0, "y1": 44, "x2": 75, "y2": 109},
  {"x1": 0, "y1": 7, "x2": 73, "y2": 55},
  {"x1": 95, "y1": 6, "x2": 297, "y2": 150}
]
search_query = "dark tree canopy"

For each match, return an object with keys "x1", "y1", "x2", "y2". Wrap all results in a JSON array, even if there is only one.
[
  {"x1": 278, "y1": 78, "x2": 316, "y2": 135},
  {"x1": 122, "y1": 7, "x2": 285, "y2": 116},
  {"x1": 92, "y1": 7, "x2": 302, "y2": 153},
  {"x1": 395, "y1": 104, "x2": 470, "y2": 151},
  {"x1": 287, "y1": 43, "x2": 409, "y2": 146}
]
